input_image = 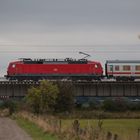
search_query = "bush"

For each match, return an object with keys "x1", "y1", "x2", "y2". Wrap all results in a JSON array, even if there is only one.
[
  {"x1": 76, "y1": 101, "x2": 99, "y2": 110},
  {"x1": 26, "y1": 81, "x2": 75, "y2": 114},
  {"x1": 89, "y1": 99, "x2": 102, "y2": 110},
  {"x1": 128, "y1": 102, "x2": 140, "y2": 111},
  {"x1": 136, "y1": 102, "x2": 140, "y2": 110},
  {"x1": 54, "y1": 82, "x2": 75, "y2": 112},
  {"x1": 102, "y1": 98, "x2": 129, "y2": 112},
  {"x1": 26, "y1": 80, "x2": 59, "y2": 114},
  {"x1": 1, "y1": 99, "x2": 18, "y2": 115},
  {"x1": 102, "y1": 99, "x2": 116, "y2": 111},
  {"x1": 0, "y1": 100, "x2": 4, "y2": 108}
]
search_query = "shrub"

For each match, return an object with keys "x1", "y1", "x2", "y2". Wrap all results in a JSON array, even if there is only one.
[
  {"x1": 76, "y1": 101, "x2": 98, "y2": 110},
  {"x1": 54, "y1": 82, "x2": 75, "y2": 112},
  {"x1": 102, "y1": 99, "x2": 116, "y2": 111},
  {"x1": 0, "y1": 100, "x2": 4, "y2": 108},
  {"x1": 26, "y1": 80, "x2": 59, "y2": 114},
  {"x1": 136, "y1": 102, "x2": 140, "y2": 110},
  {"x1": 129, "y1": 102, "x2": 140, "y2": 111},
  {"x1": 102, "y1": 98, "x2": 129, "y2": 112},
  {"x1": 2, "y1": 99, "x2": 18, "y2": 115}
]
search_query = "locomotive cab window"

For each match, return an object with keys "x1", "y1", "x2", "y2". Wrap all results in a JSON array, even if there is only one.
[
  {"x1": 123, "y1": 65, "x2": 130, "y2": 71},
  {"x1": 115, "y1": 65, "x2": 119, "y2": 71}
]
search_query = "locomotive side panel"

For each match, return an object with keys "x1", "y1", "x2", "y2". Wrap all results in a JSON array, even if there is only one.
[
  {"x1": 12, "y1": 64, "x2": 102, "y2": 75},
  {"x1": 6, "y1": 59, "x2": 103, "y2": 80}
]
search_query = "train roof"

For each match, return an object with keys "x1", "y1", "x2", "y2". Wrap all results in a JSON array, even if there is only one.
[
  {"x1": 19, "y1": 58, "x2": 89, "y2": 64},
  {"x1": 106, "y1": 60, "x2": 140, "y2": 64}
]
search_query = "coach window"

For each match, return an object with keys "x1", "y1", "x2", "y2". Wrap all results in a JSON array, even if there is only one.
[
  {"x1": 136, "y1": 65, "x2": 140, "y2": 71},
  {"x1": 109, "y1": 65, "x2": 113, "y2": 71},
  {"x1": 123, "y1": 65, "x2": 130, "y2": 71},
  {"x1": 115, "y1": 65, "x2": 119, "y2": 71}
]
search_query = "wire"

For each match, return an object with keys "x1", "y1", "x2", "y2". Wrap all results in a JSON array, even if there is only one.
[
  {"x1": 0, "y1": 50, "x2": 140, "y2": 53},
  {"x1": 0, "y1": 44, "x2": 140, "y2": 47}
]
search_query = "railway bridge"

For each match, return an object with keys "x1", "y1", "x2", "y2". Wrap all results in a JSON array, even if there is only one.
[{"x1": 0, "y1": 81, "x2": 140, "y2": 99}]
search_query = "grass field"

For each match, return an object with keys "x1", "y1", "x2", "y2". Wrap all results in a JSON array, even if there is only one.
[
  {"x1": 16, "y1": 117, "x2": 58, "y2": 140},
  {"x1": 15, "y1": 112, "x2": 140, "y2": 140},
  {"x1": 62, "y1": 119, "x2": 140, "y2": 137}
]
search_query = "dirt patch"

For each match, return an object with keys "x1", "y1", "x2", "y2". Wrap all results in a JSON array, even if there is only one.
[{"x1": 0, "y1": 117, "x2": 32, "y2": 140}]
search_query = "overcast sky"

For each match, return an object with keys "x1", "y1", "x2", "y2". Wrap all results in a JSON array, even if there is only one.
[{"x1": 0, "y1": 0, "x2": 140, "y2": 76}]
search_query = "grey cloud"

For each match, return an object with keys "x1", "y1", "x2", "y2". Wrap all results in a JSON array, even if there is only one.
[{"x1": 0, "y1": 0, "x2": 140, "y2": 29}]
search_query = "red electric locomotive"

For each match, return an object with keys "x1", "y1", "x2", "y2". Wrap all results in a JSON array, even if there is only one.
[{"x1": 6, "y1": 58, "x2": 103, "y2": 81}]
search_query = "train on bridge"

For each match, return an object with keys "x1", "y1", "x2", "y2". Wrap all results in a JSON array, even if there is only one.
[{"x1": 4, "y1": 58, "x2": 140, "y2": 81}]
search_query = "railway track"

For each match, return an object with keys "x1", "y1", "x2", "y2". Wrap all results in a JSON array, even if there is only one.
[{"x1": 0, "y1": 80, "x2": 140, "y2": 85}]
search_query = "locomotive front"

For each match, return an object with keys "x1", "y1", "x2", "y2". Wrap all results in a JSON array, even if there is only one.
[{"x1": 6, "y1": 61, "x2": 22, "y2": 80}]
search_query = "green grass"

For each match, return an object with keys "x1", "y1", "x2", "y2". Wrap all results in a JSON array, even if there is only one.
[
  {"x1": 16, "y1": 117, "x2": 58, "y2": 140},
  {"x1": 62, "y1": 119, "x2": 140, "y2": 135},
  {"x1": 15, "y1": 114, "x2": 140, "y2": 140},
  {"x1": 102, "y1": 119, "x2": 140, "y2": 134}
]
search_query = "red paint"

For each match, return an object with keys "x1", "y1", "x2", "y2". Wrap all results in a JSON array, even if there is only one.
[
  {"x1": 7, "y1": 60, "x2": 103, "y2": 76},
  {"x1": 107, "y1": 72, "x2": 140, "y2": 75}
]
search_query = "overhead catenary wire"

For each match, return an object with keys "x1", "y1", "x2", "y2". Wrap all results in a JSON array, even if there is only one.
[
  {"x1": 0, "y1": 50, "x2": 140, "y2": 53},
  {"x1": 0, "y1": 44, "x2": 140, "y2": 47}
]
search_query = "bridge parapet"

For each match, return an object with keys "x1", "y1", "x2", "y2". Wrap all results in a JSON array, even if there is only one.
[{"x1": 0, "y1": 81, "x2": 139, "y2": 99}]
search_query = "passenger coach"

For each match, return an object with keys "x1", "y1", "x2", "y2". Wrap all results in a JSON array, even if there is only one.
[{"x1": 105, "y1": 60, "x2": 140, "y2": 81}]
